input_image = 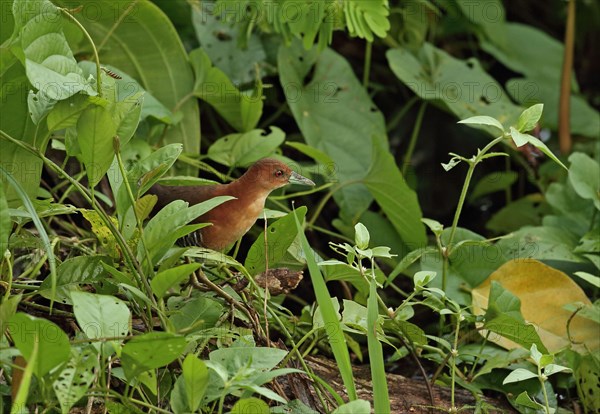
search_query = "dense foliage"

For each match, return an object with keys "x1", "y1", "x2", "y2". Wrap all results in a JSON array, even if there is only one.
[{"x1": 0, "y1": 0, "x2": 598, "y2": 413}]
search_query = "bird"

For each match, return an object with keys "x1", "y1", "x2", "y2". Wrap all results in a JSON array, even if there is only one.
[{"x1": 147, "y1": 158, "x2": 315, "y2": 251}]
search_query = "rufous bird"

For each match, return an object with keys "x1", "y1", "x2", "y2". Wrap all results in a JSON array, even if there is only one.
[{"x1": 148, "y1": 158, "x2": 315, "y2": 251}]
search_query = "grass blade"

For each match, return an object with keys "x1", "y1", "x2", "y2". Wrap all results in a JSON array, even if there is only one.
[
  {"x1": 367, "y1": 277, "x2": 390, "y2": 413},
  {"x1": 293, "y1": 211, "x2": 357, "y2": 401}
]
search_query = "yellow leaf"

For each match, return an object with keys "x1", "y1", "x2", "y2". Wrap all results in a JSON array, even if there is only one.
[{"x1": 472, "y1": 259, "x2": 597, "y2": 353}]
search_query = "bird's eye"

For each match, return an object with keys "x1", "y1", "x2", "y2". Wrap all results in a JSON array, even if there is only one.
[{"x1": 274, "y1": 169, "x2": 284, "y2": 178}]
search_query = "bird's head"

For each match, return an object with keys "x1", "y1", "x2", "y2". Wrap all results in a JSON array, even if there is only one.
[{"x1": 242, "y1": 158, "x2": 315, "y2": 191}]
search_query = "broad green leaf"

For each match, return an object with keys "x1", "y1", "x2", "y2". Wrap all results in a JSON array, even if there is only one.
[
  {"x1": 121, "y1": 332, "x2": 186, "y2": 380},
  {"x1": 245, "y1": 207, "x2": 307, "y2": 275},
  {"x1": 486, "y1": 194, "x2": 549, "y2": 234},
  {"x1": 495, "y1": 225, "x2": 582, "y2": 262},
  {"x1": 0, "y1": 57, "x2": 49, "y2": 206},
  {"x1": 469, "y1": 171, "x2": 518, "y2": 202},
  {"x1": 364, "y1": 139, "x2": 426, "y2": 249},
  {"x1": 279, "y1": 40, "x2": 387, "y2": 217},
  {"x1": 485, "y1": 281, "x2": 525, "y2": 322},
  {"x1": 568, "y1": 153, "x2": 600, "y2": 210},
  {"x1": 545, "y1": 364, "x2": 571, "y2": 376},
  {"x1": 573, "y1": 271, "x2": 600, "y2": 288},
  {"x1": 516, "y1": 103, "x2": 544, "y2": 133},
  {"x1": 71, "y1": 291, "x2": 130, "y2": 348},
  {"x1": 10, "y1": 313, "x2": 71, "y2": 378},
  {"x1": 53, "y1": 347, "x2": 98, "y2": 414},
  {"x1": 387, "y1": 43, "x2": 522, "y2": 133},
  {"x1": 0, "y1": 295, "x2": 21, "y2": 337},
  {"x1": 151, "y1": 263, "x2": 202, "y2": 298},
  {"x1": 142, "y1": 195, "x2": 233, "y2": 265},
  {"x1": 59, "y1": 0, "x2": 199, "y2": 172},
  {"x1": 514, "y1": 391, "x2": 545, "y2": 410},
  {"x1": 208, "y1": 127, "x2": 285, "y2": 167},
  {"x1": 503, "y1": 368, "x2": 538, "y2": 384},
  {"x1": 472, "y1": 259, "x2": 598, "y2": 353},
  {"x1": 169, "y1": 296, "x2": 223, "y2": 333},
  {"x1": 190, "y1": 47, "x2": 262, "y2": 132},
  {"x1": 192, "y1": 2, "x2": 267, "y2": 85},
  {"x1": 47, "y1": 94, "x2": 91, "y2": 131},
  {"x1": 182, "y1": 355, "x2": 208, "y2": 412},
  {"x1": 39, "y1": 256, "x2": 108, "y2": 304},
  {"x1": 482, "y1": 23, "x2": 600, "y2": 139},
  {"x1": 209, "y1": 347, "x2": 287, "y2": 374},
  {"x1": 458, "y1": 116, "x2": 504, "y2": 133},
  {"x1": 77, "y1": 104, "x2": 118, "y2": 187},
  {"x1": 12, "y1": 0, "x2": 95, "y2": 101},
  {"x1": 79, "y1": 61, "x2": 173, "y2": 123},
  {"x1": 231, "y1": 398, "x2": 269, "y2": 414},
  {"x1": 112, "y1": 143, "x2": 183, "y2": 221},
  {"x1": 331, "y1": 400, "x2": 372, "y2": 414}
]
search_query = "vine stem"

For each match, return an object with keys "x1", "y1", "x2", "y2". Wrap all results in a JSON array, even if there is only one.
[{"x1": 59, "y1": 7, "x2": 103, "y2": 97}]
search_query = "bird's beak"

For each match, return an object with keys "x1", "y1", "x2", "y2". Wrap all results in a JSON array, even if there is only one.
[{"x1": 289, "y1": 171, "x2": 315, "y2": 186}]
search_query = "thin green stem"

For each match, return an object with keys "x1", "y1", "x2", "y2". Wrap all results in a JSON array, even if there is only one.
[
  {"x1": 308, "y1": 180, "x2": 360, "y2": 227},
  {"x1": 447, "y1": 135, "x2": 505, "y2": 249},
  {"x1": 363, "y1": 41, "x2": 373, "y2": 88},
  {"x1": 539, "y1": 364, "x2": 551, "y2": 414},
  {"x1": 59, "y1": 8, "x2": 102, "y2": 97},
  {"x1": 386, "y1": 96, "x2": 418, "y2": 133},
  {"x1": 402, "y1": 101, "x2": 427, "y2": 176}
]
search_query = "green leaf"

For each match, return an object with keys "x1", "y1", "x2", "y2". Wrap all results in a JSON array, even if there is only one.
[
  {"x1": 190, "y1": 48, "x2": 263, "y2": 132},
  {"x1": 354, "y1": 223, "x2": 370, "y2": 250},
  {"x1": 12, "y1": 0, "x2": 95, "y2": 101},
  {"x1": 364, "y1": 138, "x2": 426, "y2": 249},
  {"x1": 413, "y1": 271, "x2": 436, "y2": 288},
  {"x1": 208, "y1": 127, "x2": 285, "y2": 167},
  {"x1": 514, "y1": 391, "x2": 545, "y2": 410},
  {"x1": 151, "y1": 263, "x2": 201, "y2": 298},
  {"x1": 38, "y1": 256, "x2": 108, "y2": 304},
  {"x1": 245, "y1": 207, "x2": 307, "y2": 275},
  {"x1": 47, "y1": 94, "x2": 91, "y2": 131},
  {"x1": 0, "y1": 295, "x2": 21, "y2": 337},
  {"x1": 209, "y1": 347, "x2": 287, "y2": 374},
  {"x1": 279, "y1": 40, "x2": 387, "y2": 216},
  {"x1": 469, "y1": 171, "x2": 518, "y2": 202},
  {"x1": 343, "y1": 0, "x2": 390, "y2": 42},
  {"x1": 331, "y1": 400, "x2": 372, "y2": 414},
  {"x1": 516, "y1": 104, "x2": 544, "y2": 133},
  {"x1": 169, "y1": 296, "x2": 223, "y2": 333},
  {"x1": 142, "y1": 196, "x2": 233, "y2": 265},
  {"x1": 387, "y1": 43, "x2": 522, "y2": 133},
  {"x1": 77, "y1": 104, "x2": 118, "y2": 187},
  {"x1": 568, "y1": 153, "x2": 600, "y2": 210},
  {"x1": 53, "y1": 347, "x2": 98, "y2": 414},
  {"x1": 503, "y1": 368, "x2": 538, "y2": 384},
  {"x1": 458, "y1": 116, "x2": 504, "y2": 133},
  {"x1": 121, "y1": 332, "x2": 186, "y2": 380},
  {"x1": 64, "y1": 0, "x2": 199, "y2": 173},
  {"x1": 9, "y1": 313, "x2": 71, "y2": 378},
  {"x1": 529, "y1": 343, "x2": 543, "y2": 365},
  {"x1": 481, "y1": 23, "x2": 600, "y2": 139},
  {"x1": 231, "y1": 398, "x2": 269, "y2": 414},
  {"x1": 71, "y1": 291, "x2": 130, "y2": 352},
  {"x1": 192, "y1": 2, "x2": 267, "y2": 85},
  {"x1": 182, "y1": 354, "x2": 208, "y2": 412},
  {"x1": 508, "y1": 128, "x2": 566, "y2": 171},
  {"x1": 294, "y1": 211, "x2": 357, "y2": 400}
]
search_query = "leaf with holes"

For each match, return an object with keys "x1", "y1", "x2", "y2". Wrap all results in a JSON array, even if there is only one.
[{"x1": 53, "y1": 347, "x2": 98, "y2": 414}]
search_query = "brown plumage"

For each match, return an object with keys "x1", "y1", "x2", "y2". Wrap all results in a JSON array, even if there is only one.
[{"x1": 147, "y1": 158, "x2": 315, "y2": 251}]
